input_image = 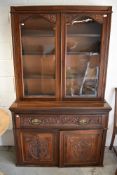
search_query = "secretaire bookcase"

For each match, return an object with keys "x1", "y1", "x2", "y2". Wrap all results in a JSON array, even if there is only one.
[{"x1": 10, "y1": 6, "x2": 112, "y2": 167}]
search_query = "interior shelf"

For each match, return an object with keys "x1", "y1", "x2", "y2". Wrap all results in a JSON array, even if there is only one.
[
  {"x1": 67, "y1": 34, "x2": 100, "y2": 37},
  {"x1": 24, "y1": 75, "x2": 56, "y2": 79},
  {"x1": 22, "y1": 53, "x2": 55, "y2": 56},
  {"x1": 22, "y1": 52, "x2": 99, "y2": 55},
  {"x1": 66, "y1": 52, "x2": 99, "y2": 55},
  {"x1": 66, "y1": 77, "x2": 98, "y2": 80},
  {"x1": 21, "y1": 29, "x2": 55, "y2": 37}
]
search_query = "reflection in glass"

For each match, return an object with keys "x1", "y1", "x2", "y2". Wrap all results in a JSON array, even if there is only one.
[
  {"x1": 20, "y1": 15, "x2": 56, "y2": 96},
  {"x1": 65, "y1": 15, "x2": 102, "y2": 97}
]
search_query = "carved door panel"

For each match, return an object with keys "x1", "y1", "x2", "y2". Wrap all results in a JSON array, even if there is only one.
[
  {"x1": 60, "y1": 130, "x2": 103, "y2": 166},
  {"x1": 16, "y1": 130, "x2": 58, "y2": 166}
]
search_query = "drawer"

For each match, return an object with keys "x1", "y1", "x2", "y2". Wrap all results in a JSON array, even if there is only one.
[{"x1": 15, "y1": 114, "x2": 104, "y2": 129}]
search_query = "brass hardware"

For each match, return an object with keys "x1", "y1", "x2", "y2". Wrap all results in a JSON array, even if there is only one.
[
  {"x1": 31, "y1": 118, "x2": 42, "y2": 125},
  {"x1": 79, "y1": 119, "x2": 88, "y2": 125},
  {"x1": 103, "y1": 14, "x2": 107, "y2": 18}
]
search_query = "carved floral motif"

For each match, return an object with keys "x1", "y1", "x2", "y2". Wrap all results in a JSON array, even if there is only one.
[
  {"x1": 42, "y1": 14, "x2": 56, "y2": 23},
  {"x1": 65, "y1": 14, "x2": 104, "y2": 25},
  {"x1": 25, "y1": 135, "x2": 51, "y2": 160},
  {"x1": 20, "y1": 115, "x2": 100, "y2": 128},
  {"x1": 70, "y1": 137, "x2": 93, "y2": 161},
  {"x1": 21, "y1": 14, "x2": 56, "y2": 24}
]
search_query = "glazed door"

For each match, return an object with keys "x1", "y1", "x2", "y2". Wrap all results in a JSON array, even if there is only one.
[
  {"x1": 12, "y1": 13, "x2": 61, "y2": 100},
  {"x1": 61, "y1": 13, "x2": 109, "y2": 100},
  {"x1": 15, "y1": 130, "x2": 58, "y2": 166},
  {"x1": 12, "y1": 12, "x2": 110, "y2": 101},
  {"x1": 60, "y1": 130, "x2": 103, "y2": 166}
]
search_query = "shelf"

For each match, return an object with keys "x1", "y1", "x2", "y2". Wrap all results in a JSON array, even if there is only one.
[
  {"x1": 66, "y1": 52, "x2": 99, "y2": 55},
  {"x1": 22, "y1": 53, "x2": 55, "y2": 55},
  {"x1": 66, "y1": 77, "x2": 97, "y2": 80},
  {"x1": 67, "y1": 34, "x2": 100, "y2": 37},
  {"x1": 66, "y1": 94, "x2": 96, "y2": 97},
  {"x1": 24, "y1": 75, "x2": 56, "y2": 79},
  {"x1": 21, "y1": 29, "x2": 55, "y2": 37},
  {"x1": 24, "y1": 53, "x2": 97, "y2": 56},
  {"x1": 25, "y1": 93, "x2": 55, "y2": 96},
  {"x1": 22, "y1": 30, "x2": 100, "y2": 37},
  {"x1": 22, "y1": 54, "x2": 55, "y2": 56}
]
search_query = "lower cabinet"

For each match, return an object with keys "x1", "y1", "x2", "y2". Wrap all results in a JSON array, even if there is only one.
[
  {"x1": 60, "y1": 130, "x2": 103, "y2": 166},
  {"x1": 15, "y1": 130, "x2": 58, "y2": 166},
  {"x1": 15, "y1": 129, "x2": 104, "y2": 166}
]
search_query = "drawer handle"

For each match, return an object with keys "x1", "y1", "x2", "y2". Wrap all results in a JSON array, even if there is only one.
[
  {"x1": 31, "y1": 119, "x2": 42, "y2": 125},
  {"x1": 79, "y1": 119, "x2": 88, "y2": 125}
]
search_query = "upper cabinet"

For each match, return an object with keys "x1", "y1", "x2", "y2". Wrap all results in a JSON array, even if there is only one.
[{"x1": 11, "y1": 6, "x2": 112, "y2": 101}]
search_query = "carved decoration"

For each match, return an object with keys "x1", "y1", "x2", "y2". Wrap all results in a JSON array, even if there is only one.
[
  {"x1": 20, "y1": 115, "x2": 100, "y2": 128},
  {"x1": 90, "y1": 14, "x2": 104, "y2": 24},
  {"x1": 42, "y1": 14, "x2": 56, "y2": 24},
  {"x1": 25, "y1": 135, "x2": 51, "y2": 160},
  {"x1": 70, "y1": 137, "x2": 93, "y2": 161},
  {"x1": 20, "y1": 14, "x2": 56, "y2": 25},
  {"x1": 65, "y1": 14, "x2": 103, "y2": 25}
]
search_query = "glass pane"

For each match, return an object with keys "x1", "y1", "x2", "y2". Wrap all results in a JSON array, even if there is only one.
[
  {"x1": 65, "y1": 15, "x2": 102, "y2": 97},
  {"x1": 20, "y1": 15, "x2": 56, "y2": 96}
]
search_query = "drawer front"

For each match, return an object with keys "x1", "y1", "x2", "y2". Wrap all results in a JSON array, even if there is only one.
[{"x1": 15, "y1": 114, "x2": 103, "y2": 129}]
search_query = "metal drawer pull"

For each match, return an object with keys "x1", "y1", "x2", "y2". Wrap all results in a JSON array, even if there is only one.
[
  {"x1": 31, "y1": 119, "x2": 42, "y2": 125},
  {"x1": 79, "y1": 119, "x2": 88, "y2": 125}
]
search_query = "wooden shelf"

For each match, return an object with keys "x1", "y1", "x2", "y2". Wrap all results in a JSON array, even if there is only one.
[
  {"x1": 22, "y1": 52, "x2": 99, "y2": 56},
  {"x1": 66, "y1": 52, "x2": 99, "y2": 55},
  {"x1": 23, "y1": 53, "x2": 55, "y2": 55},
  {"x1": 22, "y1": 30, "x2": 100, "y2": 37},
  {"x1": 67, "y1": 34, "x2": 100, "y2": 37},
  {"x1": 66, "y1": 94, "x2": 96, "y2": 97},
  {"x1": 66, "y1": 77, "x2": 97, "y2": 80},
  {"x1": 24, "y1": 75, "x2": 56, "y2": 79},
  {"x1": 22, "y1": 53, "x2": 55, "y2": 56},
  {"x1": 21, "y1": 29, "x2": 55, "y2": 37},
  {"x1": 26, "y1": 93, "x2": 55, "y2": 96}
]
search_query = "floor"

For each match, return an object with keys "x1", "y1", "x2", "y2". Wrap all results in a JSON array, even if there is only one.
[{"x1": 0, "y1": 147, "x2": 117, "y2": 175}]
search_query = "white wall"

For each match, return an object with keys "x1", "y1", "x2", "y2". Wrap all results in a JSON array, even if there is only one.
[{"x1": 0, "y1": 0, "x2": 117, "y2": 146}]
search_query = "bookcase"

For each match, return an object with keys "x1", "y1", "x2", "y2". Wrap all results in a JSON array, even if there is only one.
[{"x1": 10, "y1": 6, "x2": 112, "y2": 166}]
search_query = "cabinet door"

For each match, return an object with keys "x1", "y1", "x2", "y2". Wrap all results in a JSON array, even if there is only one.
[
  {"x1": 60, "y1": 130, "x2": 103, "y2": 166},
  {"x1": 15, "y1": 130, "x2": 58, "y2": 166},
  {"x1": 61, "y1": 13, "x2": 109, "y2": 100},
  {"x1": 11, "y1": 13, "x2": 61, "y2": 100}
]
